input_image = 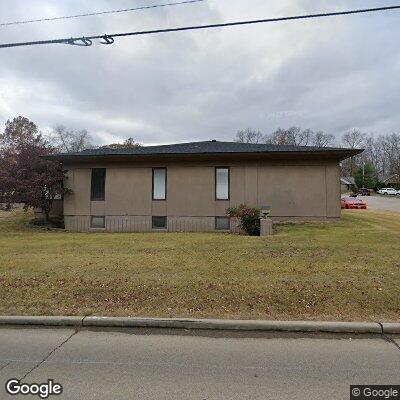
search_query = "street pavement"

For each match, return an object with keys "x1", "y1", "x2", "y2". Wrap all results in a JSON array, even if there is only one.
[{"x1": 0, "y1": 327, "x2": 399, "y2": 399}]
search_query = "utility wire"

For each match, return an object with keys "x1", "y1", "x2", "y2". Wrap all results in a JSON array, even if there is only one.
[
  {"x1": 0, "y1": 0, "x2": 204, "y2": 27},
  {"x1": 0, "y1": 5, "x2": 399, "y2": 49}
]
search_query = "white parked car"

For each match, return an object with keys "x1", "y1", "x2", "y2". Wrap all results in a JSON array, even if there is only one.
[{"x1": 378, "y1": 188, "x2": 398, "y2": 195}]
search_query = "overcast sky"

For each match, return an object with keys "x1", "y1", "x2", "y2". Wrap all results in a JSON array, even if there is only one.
[{"x1": 0, "y1": 0, "x2": 399, "y2": 145}]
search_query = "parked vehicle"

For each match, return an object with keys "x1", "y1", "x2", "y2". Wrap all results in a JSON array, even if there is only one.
[
  {"x1": 357, "y1": 188, "x2": 372, "y2": 196},
  {"x1": 341, "y1": 197, "x2": 367, "y2": 209},
  {"x1": 377, "y1": 188, "x2": 398, "y2": 195}
]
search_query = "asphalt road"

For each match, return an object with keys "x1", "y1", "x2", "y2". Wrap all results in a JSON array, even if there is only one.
[{"x1": 0, "y1": 327, "x2": 399, "y2": 399}]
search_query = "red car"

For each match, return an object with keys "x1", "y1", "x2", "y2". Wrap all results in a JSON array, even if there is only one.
[{"x1": 341, "y1": 197, "x2": 367, "y2": 209}]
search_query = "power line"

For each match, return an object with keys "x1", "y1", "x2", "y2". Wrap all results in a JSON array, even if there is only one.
[
  {"x1": 0, "y1": 0, "x2": 204, "y2": 27},
  {"x1": 0, "y1": 5, "x2": 399, "y2": 49}
]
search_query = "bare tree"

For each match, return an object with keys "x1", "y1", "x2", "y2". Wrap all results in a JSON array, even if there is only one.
[
  {"x1": 234, "y1": 126, "x2": 395, "y2": 183},
  {"x1": 103, "y1": 137, "x2": 142, "y2": 149},
  {"x1": 341, "y1": 129, "x2": 366, "y2": 149},
  {"x1": 235, "y1": 128, "x2": 264, "y2": 144},
  {"x1": 297, "y1": 128, "x2": 313, "y2": 146},
  {"x1": 51, "y1": 125, "x2": 93, "y2": 153},
  {"x1": 380, "y1": 133, "x2": 400, "y2": 182},
  {"x1": 345, "y1": 133, "x2": 400, "y2": 183},
  {"x1": 363, "y1": 135, "x2": 384, "y2": 177},
  {"x1": 341, "y1": 129, "x2": 366, "y2": 176},
  {"x1": 265, "y1": 128, "x2": 296, "y2": 145},
  {"x1": 312, "y1": 131, "x2": 336, "y2": 147},
  {"x1": 265, "y1": 127, "x2": 314, "y2": 146}
]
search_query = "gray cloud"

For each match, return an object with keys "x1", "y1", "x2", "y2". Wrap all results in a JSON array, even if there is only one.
[{"x1": 0, "y1": 0, "x2": 398, "y2": 145}]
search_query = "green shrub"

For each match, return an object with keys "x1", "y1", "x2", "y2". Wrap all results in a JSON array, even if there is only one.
[
  {"x1": 226, "y1": 204, "x2": 261, "y2": 236},
  {"x1": 30, "y1": 218, "x2": 47, "y2": 226},
  {"x1": 30, "y1": 217, "x2": 64, "y2": 229}
]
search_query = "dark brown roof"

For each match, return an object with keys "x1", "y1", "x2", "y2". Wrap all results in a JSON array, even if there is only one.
[{"x1": 47, "y1": 140, "x2": 363, "y2": 162}]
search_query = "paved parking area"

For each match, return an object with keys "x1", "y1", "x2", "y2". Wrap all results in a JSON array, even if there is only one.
[{"x1": 364, "y1": 195, "x2": 400, "y2": 212}]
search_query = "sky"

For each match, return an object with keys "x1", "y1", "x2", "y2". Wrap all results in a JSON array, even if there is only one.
[{"x1": 0, "y1": 0, "x2": 399, "y2": 146}]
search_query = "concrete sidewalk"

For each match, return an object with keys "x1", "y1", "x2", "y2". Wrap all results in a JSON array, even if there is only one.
[{"x1": 0, "y1": 327, "x2": 399, "y2": 400}]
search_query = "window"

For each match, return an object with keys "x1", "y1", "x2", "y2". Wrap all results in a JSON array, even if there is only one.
[
  {"x1": 215, "y1": 217, "x2": 230, "y2": 230},
  {"x1": 152, "y1": 216, "x2": 167, "y2": 229},
  {"x1": 91, "y1": 216, "x2": 105, "y2": 229},
  {"x1": 152, "y1": 168, "x2": 167, "y2": 200},
  {"x1": 91, "y1": 168, "x2": 106, "y2": 201},
  {"x1": 215, "y1": 167, "x2": 230, "y2": 200}
]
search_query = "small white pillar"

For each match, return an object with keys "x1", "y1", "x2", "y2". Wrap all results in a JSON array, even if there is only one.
[{"x1": 260, "y1": 218, "x2": 273, "y2": 236}]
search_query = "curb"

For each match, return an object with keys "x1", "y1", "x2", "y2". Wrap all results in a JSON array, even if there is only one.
[
  {"x1": 82, "y1": 317, "x2": 382, "y2": 333},
  {"x1": 381, "y1": 323, "x2": 400, "y2": 334},
  {"x1": 0, "y1": 316, "x2": 84, "y2": 327},
  {"x1": 0, "y1": 316, "x2": 394, "y2": 334}
]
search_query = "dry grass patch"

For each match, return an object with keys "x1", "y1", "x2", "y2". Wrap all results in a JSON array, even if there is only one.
[{"x1": 0, "y1": 209, "x2": 399, "y2": 321}]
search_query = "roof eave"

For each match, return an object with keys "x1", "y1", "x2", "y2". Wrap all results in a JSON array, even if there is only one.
[{"x1": 44, "y1": 148, "x2": 363, "y2": 163}]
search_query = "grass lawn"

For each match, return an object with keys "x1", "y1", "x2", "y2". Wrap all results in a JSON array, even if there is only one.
[{"x1": 0, "y1": 209, "x2": 399, "y2": 322}]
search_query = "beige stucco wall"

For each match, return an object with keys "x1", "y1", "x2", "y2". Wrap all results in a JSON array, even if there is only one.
[{"x1": 63, "y1": 160, "x2": 341, "y2": 232}]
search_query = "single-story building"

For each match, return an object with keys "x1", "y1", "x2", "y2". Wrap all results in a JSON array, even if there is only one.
[
  {"x1": 382, "y1": 173, "x2": 400, "y2": 188},
  {"x1": 340, "y1": 176, "x2": 356, "y2": 192},
  {"x1": 47, "y1": 140, "x2": 362, "y2": 232}
]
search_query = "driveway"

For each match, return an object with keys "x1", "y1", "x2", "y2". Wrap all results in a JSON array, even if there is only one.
[
  {"x1": 0, "y1": 327, "x2": 399, "y2": 399},
  {"x1": 364, "y1": 195, "x2": 400, "y2": 212}
]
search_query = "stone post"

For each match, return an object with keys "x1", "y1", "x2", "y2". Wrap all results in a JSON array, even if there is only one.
[{"x1": 260, "y1": 218, "x2": 273, "y2": 236}]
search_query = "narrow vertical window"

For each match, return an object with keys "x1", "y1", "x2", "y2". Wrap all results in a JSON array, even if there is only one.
[
  {"x1": 215, "y1": 167, "x2": 229, "y2": 200},
  {"x1": 91, "y1": 168, "x2": 106, "y2": 201},
  {"x1": 152, "y1": 168, "x2": 167, "y2": 200}
]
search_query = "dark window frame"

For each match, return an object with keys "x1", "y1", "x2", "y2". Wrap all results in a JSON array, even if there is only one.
[
  {"x1": 215, "y1": 167, "x2": 230, "y2": 201},
  {"x1": 215, "y1": 216, "x2": 230, "y2": 231},
  {"x1": 91, "y1": 216, "x2": 105, "y2": 229},
  {"x1": 91, "y1": 168, "x2": 106, "y2": 201},
  {"x1": 152, "y1": 216, "x2": 167, "y2": 230},
  {"x1": 152, "y1": 168, "x2": 167, "y2": 201}
]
